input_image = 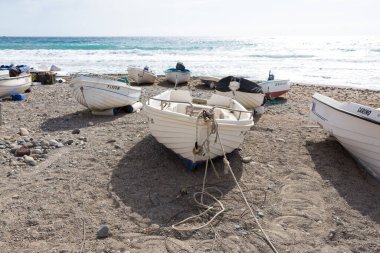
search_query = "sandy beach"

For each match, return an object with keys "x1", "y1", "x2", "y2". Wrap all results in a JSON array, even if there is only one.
[{"x1": 0, "y1": 76, "x2": 379, "y2": 253}]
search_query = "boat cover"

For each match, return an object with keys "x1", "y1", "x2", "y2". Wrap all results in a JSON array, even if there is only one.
[{"x1": 216, "y1": 76, "x2": 263, "y2": 93}]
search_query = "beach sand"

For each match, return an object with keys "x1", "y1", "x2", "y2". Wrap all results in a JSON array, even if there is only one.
[{"x1": 0, "y1": 76, "x2": 379, "y2": 253}]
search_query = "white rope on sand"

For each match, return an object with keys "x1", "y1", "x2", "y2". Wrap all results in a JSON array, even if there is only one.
[{"x1": 172, "y1": 108, "x2": 279, "y2": 253}]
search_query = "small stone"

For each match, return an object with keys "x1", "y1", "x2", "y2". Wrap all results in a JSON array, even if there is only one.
[
  {"x1": 56, "y1": 142, "x2": 64, "y2": 148},
  {"x1": 88, "y1": 122, "x2": 94, "y2": 126},
  {"x1": 64, "y1": 140, "x2": 74, "y2": 145},
  {"x1": 23, "y1": 142, "x2": 34, "y2": 148},
  {"x1": 257, "y1": 211, "x2": 264, "y2": 218},
  {"x1": 32, "y1": 149, "x2": 43, "y2": 155},
  {"x1": 49, "y1": 139, "x2": 59, "y2": 147},
  {"x1": 23, "y1": 155, "x2": 35, "y2": 164},
  {"x1": 276, "y1": 138, "x2": 286, "y2": 143},
  {"x1": 41, "y1": 140, "x2": 50, "y2": 147},
  {"x1": 114, "y1": 144, "x2": 122, "y2": 149},
  {"x1": 97, "y1": 225, "x2": 109, "y2": 239},
  {"x1": 72, "y1": 129, "x2": 80, "y2": 134},
  {"x1": 242, "y1": 156, "x2": 252, "y2": 163},
  {"x1": 15, "y1": 146, "x2": 31, "y2": 157},
  {"x1": 29, "y1": 160, "x2": 37, "y2": 166},
  {"x1": 19, "y1": 128, "x2": 29, "y2": 136},
  {"x1": 328, "y1": 230, "x2": 336, "y2": 240}
]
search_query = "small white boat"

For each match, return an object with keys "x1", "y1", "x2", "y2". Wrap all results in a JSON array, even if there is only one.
[
  {"x1": 164, "y1": 69, "x2": 191, "y2": 84},
  {"x1": 145, "y1": 90, "x2": 254, "y2": 164},
  {"x1": 310, "y1": 93, "x2": 380, "y2": 180},
  {"x1": 70, "y1": 76, "x2": 141, "y2": 111},
  {"x1": 216, "y1": 76, "x2": 265, "y2": 109},
  {"x1": 0, "y1": 74, "x2": 32, "y2": 98},
  {"x1": 259, "y1": 79, "x2": 290, "y2": 99},
  {"x1": 127, "y1": 66, "x2": 156, "y2": 84}
]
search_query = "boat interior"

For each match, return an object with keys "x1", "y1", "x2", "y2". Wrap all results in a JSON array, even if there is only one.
[{"x1": 150, "y1": 90, "x2": 252, "y2": 120}]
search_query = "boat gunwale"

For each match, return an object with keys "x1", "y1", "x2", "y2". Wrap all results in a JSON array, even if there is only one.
[
  {"x1": 312, "y1": 93, "x2": 380, "y2": 126},
  {"x1": 0, "y1": 73, "x2": 31, "y2": 81},
  {"x1": 71, "y1": 76, "x2": 141, "y2": 92}
]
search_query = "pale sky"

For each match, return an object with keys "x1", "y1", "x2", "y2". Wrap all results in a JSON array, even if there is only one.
[{"x1": 0, "y1": 0, "x2": 379, "y2": 36}]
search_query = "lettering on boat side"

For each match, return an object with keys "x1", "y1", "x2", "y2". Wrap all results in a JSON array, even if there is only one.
[
  {"x1": 357, "y1": 107, "x2": 371, "y2": 116},
  {"x1": 107, "y1": 85, "x2": 120, "y2": 90},
  {"x1": 275, "y1": 82, "x2": 285, "y2": 86}
]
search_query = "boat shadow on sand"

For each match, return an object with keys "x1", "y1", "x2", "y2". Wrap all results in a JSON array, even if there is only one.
[
  {"x1": 110, "y1": 135, "x2": 243, "y2": 227},
  {"x1": 40, "y1": 109, "x2": 124, "y2": 132},
  {"x1": 306, "y1": 139, "x2": 380, "y2": 224}
]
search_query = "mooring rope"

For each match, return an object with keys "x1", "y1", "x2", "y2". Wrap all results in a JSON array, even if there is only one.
[{"x1": 172, "y1": 108, "x2": 279, "y2": 253}]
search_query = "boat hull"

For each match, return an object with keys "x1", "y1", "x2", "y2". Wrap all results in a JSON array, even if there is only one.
[
  {"x1": 0, "y1": 74, "x2": 32, "y2": 98},
  {"x1": 310, "y1": 93, "x2": 380, "y2": 180},
  {"x1": 234, "y1": 91, "x2": 265, "y2": 109},
  {"x1": 145, "y1": 90, "x2": 253, "y2": 163},
  {"x1": 259, "y1": 80, "x2": 290, "y2": 99},
  {"x1": 71, "y1": 76, "x2": 141, "y2": 111},
  {"x1": 164, "y1": 70, "x2": 191, "y2": 84},
  {"x1": 127, "y1": 67, "x2": 156, "y2": 84}
]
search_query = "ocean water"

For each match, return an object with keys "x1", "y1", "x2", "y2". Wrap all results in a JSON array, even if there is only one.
[{"x1": 1, "y1": 36, "x2": 380, "y2": 90}]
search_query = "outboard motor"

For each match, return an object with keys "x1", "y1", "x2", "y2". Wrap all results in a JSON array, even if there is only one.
[
  {"x1": 176, "y1": 62, "x2": 186, "y2": 71},
  {"x1": 268, "y1": 70, "x2": 274, "y2": 81}
]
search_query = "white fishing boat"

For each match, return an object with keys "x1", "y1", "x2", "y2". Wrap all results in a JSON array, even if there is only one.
[
  {"x1": 216, "y1": 76, "x2": 265, "y2": 109},
  {"x1": 145, "y1": 89, "x2": 254, "y2": 164},
  {"x1": 70, "y1": 76, "x2": 141, "y2": 111},
  {"x1": 310, "y1": 93, "x2": 380, "y2": 180},
  {"x1": 164, "y1": 69, "x2": 191, "y2": 84},
  {"x1": 0, "y1": 74, "x2": 32, "y2": 98},
  {"x1": 127, "y1": 66, "x2": 156, "y2": 84},
  {"x1": 164, "y1": 62, "x2": 191, "y2": 85},
  {"x1": 259, "y1": 79, "x2": 290, "y2": 99}
]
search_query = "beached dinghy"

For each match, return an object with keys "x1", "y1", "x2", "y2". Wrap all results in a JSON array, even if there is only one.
[
  {"x1": 0, "y1": 74, "x2": 32, "y2": 98},
  {"x1": 70, "y1": 76, "x2": 141, "y2": 111},
  {"x1": 258, "y1": 71, "x2": 289, "y2": 99},
  {"x1": 310, "y1": 93, "x2": 380, "y2": 180},
  {"x1": 164, "y1": 62, "x2": 191, "y2": 85},
  {"x1": 127, "y1": 66, "x2": 156, "y2": 84},
  {"x1": 216, "y1": 76, "x2": 265, "y2": 109},
  {"x1": 145, "y1": 90, "x2": 254, "y2": 164}
]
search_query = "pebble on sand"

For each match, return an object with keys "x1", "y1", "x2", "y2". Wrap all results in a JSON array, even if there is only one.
[
  {"x1": 242, "y1": 156, "x2": 252, "y2": 163},
  {"x1": 19, "y1": 128, "x2": 29, "y2": 136},
  {"x1": 96, "y1": 224, "x2": 109, "y2": 239},
  {"x1": 72, "y1": 129, "x2": 80, "y2": 134}
]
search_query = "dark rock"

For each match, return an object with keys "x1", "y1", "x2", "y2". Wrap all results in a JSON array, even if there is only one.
[
  {"x1": 15, "y1": 146, "x2": 31, "y2": 157},
  {"x1": 72, "y1": 129, "x2": 80, "y2": 134},
  {"x1": 64, "y1": 140, "x2": 74, "y2": 145},
  {"x1": 96, "y1": 224, "x2": 109, "y2": 239}
]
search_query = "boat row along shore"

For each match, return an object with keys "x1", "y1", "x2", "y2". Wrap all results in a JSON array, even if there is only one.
[{"x1": 0, "y1": 62, "x2": 379, "y2": 252}]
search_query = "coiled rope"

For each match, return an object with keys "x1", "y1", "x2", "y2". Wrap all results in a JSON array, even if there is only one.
[{"x1": 172, "y1": 108, "x2": 279, "y2": 253}]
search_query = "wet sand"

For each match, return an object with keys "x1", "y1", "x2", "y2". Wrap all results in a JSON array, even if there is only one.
[{"x1": 0, "y1": 76, "x2": 379, "y2": 252}]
